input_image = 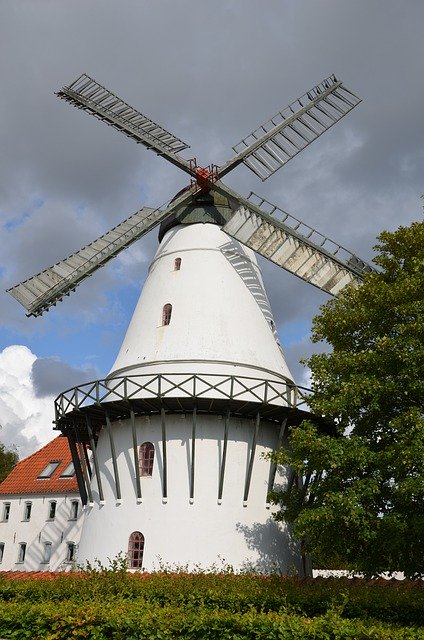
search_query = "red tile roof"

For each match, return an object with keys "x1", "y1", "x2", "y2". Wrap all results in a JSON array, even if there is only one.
[{"x1": 0, "y1": 436, "x2": 79, "y2": 495}]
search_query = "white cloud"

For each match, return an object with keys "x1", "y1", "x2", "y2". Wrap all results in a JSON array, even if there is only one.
[{"x1": 0, "y1": 345, "x2": 57, "y2": 459}]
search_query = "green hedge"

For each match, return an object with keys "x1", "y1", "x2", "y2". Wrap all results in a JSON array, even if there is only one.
[
  {"x1": 0, "y1": 600, "x2": 423, "y2": 640},
  {"x1": 0, "y1": 573, "x2": 422, "y2": 639}
]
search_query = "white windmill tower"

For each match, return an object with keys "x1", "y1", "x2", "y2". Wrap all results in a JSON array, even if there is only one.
[{"x1": 8, "y1": 74, "x2": 373, "y2": 573}]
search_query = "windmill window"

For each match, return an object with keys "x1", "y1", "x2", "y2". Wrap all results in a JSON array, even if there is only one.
[
  {"x1": 128, "y1": 531, "x2": 144, "y2": 569},
  {"x1": 2, "y1": 503, "x2": 10, "y2": 522},
  {"x1": 17, "y1": 543, "x2": 26, "y2": 563},
  {"x1": 0, "y1": 543, "x2": 4, "y2": 563},
  {"x1": 23, "y1": 502, "x2": 32, "y2": 521},
  {"x1": 174, "y1": 257, "x2": 181, "y2": 271},
  {"x1": 66, "y1": 542, "x2": 76, "y2": 563},
  {"x1": 70, "y1": 500, "x2": 79, "y2": 520},
  {"x1": 162, "y1": 303, "x2": 172, "y2": 326},
  {"x1": 48, "y1": 501, "x2": 57, "y2": 520},
  {"x1": 139, "y1": 442, "x2": 154, "y2": 477},
  {"x1": 42, "y1": 542, "x2": 52, "y2": 564}
]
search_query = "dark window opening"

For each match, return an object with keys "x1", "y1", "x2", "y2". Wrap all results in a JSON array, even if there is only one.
[
  {"x1": 2, "y1": 503, "x2": 10, "y2": 522},
  {"x1": 162, "y1": 303, "x2": 172, "y2": 326},
  {"x1": 174, "y1": 257, "x2": 181, "y2": 271},
  {"x1": 66, "y1": 542, "x2": 76, "y2": 563},
  {"x1": 0, "y1": 543, "x2": 4, "y2": 563},
  {"x1": 48, "y1": 501, "x2": 56, "y2": 520},
  {"x1": 70, "y1": 500, "x2": 79, "y2": 520},
  {"x1": 23, "y1": 502, "x2": 32, "y2": 521},
  {"x1": 139, "y1": 443, "x2": 154, "y2": 477},
  {"x1": 128, "y1": 531, "x2": 144, "y2": 569}
]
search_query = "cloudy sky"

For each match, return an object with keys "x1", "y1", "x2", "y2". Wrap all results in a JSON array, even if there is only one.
[{"x1": 0, "y1": 1, "x2": 422, "y2": 457}]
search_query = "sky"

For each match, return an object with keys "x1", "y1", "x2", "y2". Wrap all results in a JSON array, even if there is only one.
[{"x1": 0, "y1": 0, "x2": 422, "y2": 458}]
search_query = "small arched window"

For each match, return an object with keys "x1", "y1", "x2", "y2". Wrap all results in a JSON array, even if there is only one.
[
  {"x1": 139, "y1": 442, "x2": 154, "y2": 477},
  {"x1": 162, "y1": 303, "x2": 172, "y2": 326},
  {"x1": 128, "y1": 531, "x2": 144, "y2": 569},
  {"x1": 174, "y1": 257, "x2": 181, "y2": 271}
]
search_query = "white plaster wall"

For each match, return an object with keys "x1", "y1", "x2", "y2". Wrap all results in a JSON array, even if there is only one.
[
  {"x1": 76, "y1": 221, "x2": 301, "y2": 574},
  {"x1": 77, "y1": 413, "x2": 301, "y2": 574},
  {"x1": 109, "y1": 223, "x2": 293, "y2": 384},
  {"x1": 0, "y1": 493, "x2": 83, "y2": 571}
]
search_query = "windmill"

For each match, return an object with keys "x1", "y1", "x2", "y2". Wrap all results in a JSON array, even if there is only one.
[
  {"x1": 8, "y1": 74, "x2": 374, "y2": 573},
  {"x1": 8, "y1": 73, "x2": 372, "y2": 317}
]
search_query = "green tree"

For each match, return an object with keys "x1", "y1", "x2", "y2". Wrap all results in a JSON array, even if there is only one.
[
  {"x1": 270, "y1": 221, "x2": 424, "y2": 578},
  {"x1": 0, "y1": 440, "x2": 18, "y2": 483}
]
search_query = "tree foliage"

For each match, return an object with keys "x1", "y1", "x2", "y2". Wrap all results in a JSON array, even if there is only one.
[
  {"x1": 270, "y1": 221, "x2": 424, "y2": 578},
  {"x1": 0, "y1": 440, "x2": 18, "y2": 483}
]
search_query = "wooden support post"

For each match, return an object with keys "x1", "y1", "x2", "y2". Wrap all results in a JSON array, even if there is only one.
[
  {"x1": 243, "y1": 412, "x2": 260, "y2": 504},
  {"x1": 105, "y1": 411, "x2": 121, "y2": 500},
  {"x1": 218, "y1": 410, "x2": 230, "y2": 502},
  {"x1": 161, "y1": 407, "x2": 167, "y2": 500},
  {"x1": 86, "y1": 416, "x2": 104, "y2": 502},
  {"x1": 131, "y1": 409, "x2": 142, "y2": 500},
  {"x1": 189, "y1": 407, "x2": 197, "y2": 502}
]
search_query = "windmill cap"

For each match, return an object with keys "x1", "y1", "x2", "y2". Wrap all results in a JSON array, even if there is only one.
[{"x1": 158, "y1": 189, "x2": 233, "y2": 242}]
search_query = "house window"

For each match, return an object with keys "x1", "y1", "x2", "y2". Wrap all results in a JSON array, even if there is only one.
[
  {"x1": 162, "y1": 304, "x2": 172, "y2": 326},
  {"x1": 48, "y1": 501, "x2": 57, "y2": 520},
  {"x1": 2, "y1": 503, "x2": 10, "y2": 522},
  {"x1": 38, "y1": 460, "x2": 60, "y2": 479},
  {"x1": 66, "y1": 542, "x2": 76, "y2": 563},
  {"x1": 174, "y1": 257, "x2": 181, "y2": 271},
  {"x1": 128, "y1": 531, "x2": 144, "y2": 569},
  {"x1": 70, "y1": 500, "x2": 79, "y2": 520},
  {"x1": 0, "y1": 543, "x2": 4, "y2": 563},
  {"x1": 60, "y1": 462, "x2": 75, "y2": 478},
  {"x1": 139, "y1": 443, "x2": 154, "y2": 477},
  {"x1": 42, "y1": 542, "x2": 52, "y2": 564},
  {"x1": 17, "y1": 543, "x2": 26, "y2": 563},
  {"x1": 23, "y1": 502, "x2": 32, "y2": 521}
]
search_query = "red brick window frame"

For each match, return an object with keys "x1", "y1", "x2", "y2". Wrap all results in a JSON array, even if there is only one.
[
  {"x1": 139, "y1": 442, "x2": 154, "y2": 477},
  {"x1": 162, "y1": 303, "x2": 172, "y2": 326},
  {"x1": 128, "y1": 531, "x2": 144, "y2": 569},
  {"x1": 174, "y1": 257, "x2": 181, "y2": 271}
]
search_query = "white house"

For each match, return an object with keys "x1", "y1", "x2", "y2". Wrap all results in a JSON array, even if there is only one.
[{"x1": 0, "y1": 436, "x2": 84, "y2": 572}]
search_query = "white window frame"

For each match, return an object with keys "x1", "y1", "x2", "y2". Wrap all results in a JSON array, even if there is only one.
[
  {"x1": 66, "y1": 542, "x2": 76, "y2": 563},
  {"x1": 23, "y1": 501, "x2": 32, "y2": 522},
  {"x1": 17, "y1": 542, "x2": 26, "y2": 563},
  {"x1": 48, "y1": 500, "x2": 57, "y2": 520},
  {"x1": 42, "y1": 542, "x2": 52, "y2": 564},
  {"x1": 2, "y1": 502, "x2": 10, "y2": 522},
  {"x1": 69, "y1": 500, "x2": 79, "y2": 520}
]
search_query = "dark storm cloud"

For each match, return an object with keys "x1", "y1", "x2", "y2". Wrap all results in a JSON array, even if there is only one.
[{"x1": 31, "y1": 357, "x2": 98, "y2": 398}]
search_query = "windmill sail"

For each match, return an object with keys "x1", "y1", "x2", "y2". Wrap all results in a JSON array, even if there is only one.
[
  {"x1": 7, "y1": 191, "x2": 193, "y2": 317},
  {"x1": 219, "y1": 75, "x2": 361, "y2": 181},
  {"x1": 222, "y1": 192, "x2": 374, "y2": 296},
  {"x1": 8, "y1": 72, "x2": 373, "y2": 318},
  {"x1": 57, "y1": 74, "x2": 193, "y2": 174}
]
